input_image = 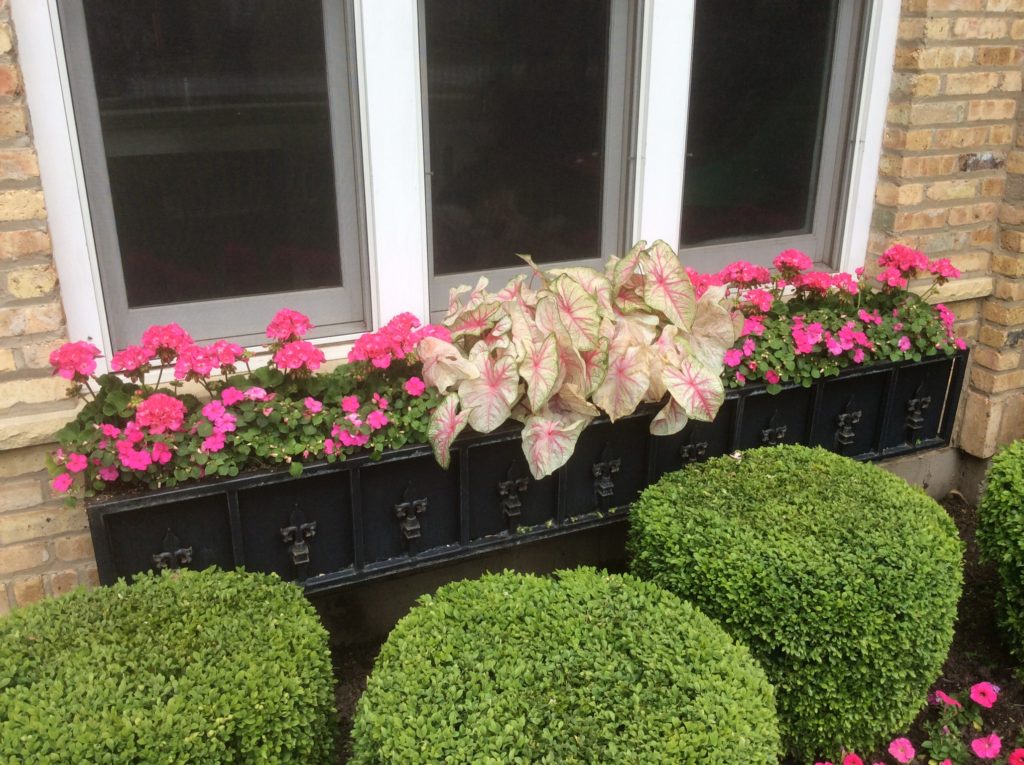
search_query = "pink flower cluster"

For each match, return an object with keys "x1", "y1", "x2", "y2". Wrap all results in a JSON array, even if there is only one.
[
  {"x1": 266, "y1": 308, "x2": 313, "y2": 341},
  {"x1": 325, "y1": 393, "x2": 390, "y2": 453},
  {"x1": 348, "y1": 312, "x2": 451, "y2": 369},
  {"x1": 141, "y1": 323, "x2": 193, "y2": 362},
  {"x1": 718, "y1": 260, "x2": 771, "y2": 287},
  {"x1": 876, "y1": 244, "x2": 961, "y2": 290},
  {"x1": 49, "y1": 341, "x2": 101, "y2": 381},
  {"x1": 198, "y1": 399, "x2": 237, "y2": 453},
  {"x1": 110, "y1": 345, "x2": 154, "y2": 377},
  {"x1": 273, "y1": 339, "x2": 325, "y2": 373},
  {"x1": 134, "y1": 393, "x2": 186, "y2": 435}
]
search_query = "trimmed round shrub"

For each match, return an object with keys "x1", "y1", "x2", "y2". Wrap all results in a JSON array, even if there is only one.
[
  {"x1": 351, "y1": 568, "x2": 780, "y2": 764},
  {"x1": 0, "y1": 568, "x2": 336, "y2": 763},
  {"x1": 629, "y1": 445, "x2": 963, "y2": 760},
  {"x1": 978, "y1": 438, "x2": 1024, "y2": 662}
]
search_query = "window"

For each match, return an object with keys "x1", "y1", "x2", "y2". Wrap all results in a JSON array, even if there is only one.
[
  {"x1": 421, "y1": 0, "x2": 638, "y2": 311},
  {"x1": 678, "y1": 0, "x2": 866, "y2": 271},
  {"x1": 58, "y1": 0, "x2": 367, "y2": 347}
]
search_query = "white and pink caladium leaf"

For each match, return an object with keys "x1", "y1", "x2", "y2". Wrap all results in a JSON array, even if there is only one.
[
  {"x1": 592, "y1": 342, "x2": 650, "y2": 422},
  {"x1": 457, "y1": 353, "x2": 519, "y2": 433},
  {"x1": 417, "y1": 336, "x2": 479, "y2": 394},
  {"x1": 427, "y1": 393, "x2": 469, "y2": 469},
  {"x1": 640, "y1": 240, "x2": 696, "y2": 329},
  {"x1": 519, "y1": 332, "x2": 560, "y2": 412},
  {"x1": 662, "y1": 357, "x2": 725, "y2": 422},
  {"x1": 686, "y1": 287, "x2": 737, "y2": 372},
  {"x1": 650, "y1": 397, "x2": 689, "y2": 436},
  {"x1": 521, "y1": 409, "x2": 589, "y2": 480},
  {"x1": 548, "y1": 274, "x2": 601, "y2": 351},
  {"x1": 610, "y1": 239, "x2": 646, "y2": 292},
  {"x1": 445, "y1": 276, "x2": 489, "y2": 323},
  {"x1": 579, "y1": 336, "x2": 609, "y2": 397},
  {"x1": 517, "y1": 253, "x2": 549, "y2": 287},
  {"x1": 551, "y1": 383, "x2": 600, "y2": 418},
  {"x1": 448, "y1": 300, "x2": 503, "y2": 342},
  {"x1": 546, "y1": 267, "x2": 615, "y2": 317}
]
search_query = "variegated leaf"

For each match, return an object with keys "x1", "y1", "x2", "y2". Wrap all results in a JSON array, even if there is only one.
[
  {"x1": 517, "y1": 253, "x2": 549, "y2": 287},
  {"x1": 547, "y1": 267, "x2": 614, "y2": 317},
  {"x1": 418, "y1": 336, "x2": 479, "y2": 394},
  {"x1": 427, "y1": 393, "x2": 469, "y2": 469},
  {"x1": 641, "y1": 240, "x2": 696, "y2": 328},
  {"x1": 519, "y1": 332, "x2": 560, "y2": 411},
  {"x1": 549, "y1": 275, "x2": 601, "y2": 351},
  {"x1": 458, "y1": 353, "x2": 519, "y2": 433},
  {"x1": 580, "y1": 336, "x2": 609, "y2": 396},
  {"x1": 611, "y1": 240, "x2": 646, "y2": 291},
  {"x1": 521, "y1": 410, "x2": 588, "y2": 480},
  {"x1": 649, "y1": 398, "x2": 688, "y2": 436},
  {"x1": 592, "y1": 343, "x2": 650, "y2": 422},
  {"x1": 449, "y1": 300, "x2": 503, "y2": 341},
  {"x1": 686, "y1": 291, "x2": 737, "y2": 373},
  {"x1": 663, "y1": 358, "x2": 725, "y2": 422},
  {"x1": 551, "y1": 383, "x2": 599, "y2": 418}
]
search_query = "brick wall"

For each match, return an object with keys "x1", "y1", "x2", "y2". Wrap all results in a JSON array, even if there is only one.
[
  {"x1": 0, "y1": 4, "x2": 95, "y2": 615},
  {"x1": 874, "y1": 0, "x2": 1024, "y2": 456}
]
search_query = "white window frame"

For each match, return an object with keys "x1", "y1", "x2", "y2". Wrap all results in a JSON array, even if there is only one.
[{"x1": 14, "y1": 0, "x2": 898, "y2": 363}]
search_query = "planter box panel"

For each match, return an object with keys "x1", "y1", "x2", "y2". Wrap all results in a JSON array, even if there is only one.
[
  {"x1": 237, "y1": 472, "x2": 354, "y2": 582},
  {"x1": 104, "y1": 495, "x2": 233, "y2": 580},
  {"x1": 880, "y1": 356, "x2": 956, "y2": 453},
  {"x1": 810, "y1": 371, "x2": 889, "y2": 459},
  {"x1": 566, "y1": 413, "x2": 652, "y2": 518},
  {"x1": 651, "y1": 398, "x2": 736, "y2": 480},
  {"x1": 359, "y1": 451, "x2": 461, "y2": 564},
  {"x1": 466, "y1": 438, "x2": 558, "y2": 540},
  {"x1": 736, "y1": 387, "x2": 812, "y2": 451}
]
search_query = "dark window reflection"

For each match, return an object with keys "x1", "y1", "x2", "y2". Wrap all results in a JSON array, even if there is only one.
[
  {"x1": 425, "y1": 0, "x2": 611, "y2": 276},
  {"x1": 681, "y1": 0, "x2": 838, "y2": 247},
  {"x1": 81, "y1": 0, "x2": 342, "y2": 307}
]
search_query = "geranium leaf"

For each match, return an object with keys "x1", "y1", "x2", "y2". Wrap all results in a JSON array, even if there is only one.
[
  {"x1": 426, "y1": 393, "x2": 468, "y2": 469},
  {"x1": 521, "y1": 410, "x2": 588, "y2": 480},
  {"x1": 662, "y1": 357, "x2": 725, "y2": 422},
  {"x1": 641, "y1": 240, "x2": 696, "y2": 328},
  {"x1": 650, "y1": 398, "x2": 689, "y2": 436},
  {"x1": 519, "y1": 333, "x2": 559, "y2": 411},
  {"x1": 592, "y1": 343, "x2": 650, "y2": 422},
  {"x1": 417, "y1": 336, "x2": 479, "y2": 394},
  {"x1": 458, "y1": 353, "x2": 519, "y2": 433}
]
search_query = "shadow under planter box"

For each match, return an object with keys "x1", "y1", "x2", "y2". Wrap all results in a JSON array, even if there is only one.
[{"x1": 87, "y1": 349, "x2": 969, "y2": 595}]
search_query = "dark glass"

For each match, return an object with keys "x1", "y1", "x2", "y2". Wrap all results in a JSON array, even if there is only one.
[
  {"x1": 81, "y1": 0, "x2": 342, "y2": 307},
  {"x1": 425, "y1": 0, "x2": 611, "y2": 276},
  {"x1": 680, "y1": 0, "x2": 839, "y2": 247}
]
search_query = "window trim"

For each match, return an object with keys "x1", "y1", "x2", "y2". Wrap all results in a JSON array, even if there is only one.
[{"x1": 14, "y1": 0, "x2": 899, "y2": 364}]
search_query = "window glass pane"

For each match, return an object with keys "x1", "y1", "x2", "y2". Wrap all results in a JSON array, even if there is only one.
[
  {"x1": 80, "y1": 0, "x2": 342, "y2": 307},
  {"x1": 424, "y1": 0, "x2": 612, "y2": 276},
  {"x1": 680, "y1": 0, "x2": 839, "y2": 248}
]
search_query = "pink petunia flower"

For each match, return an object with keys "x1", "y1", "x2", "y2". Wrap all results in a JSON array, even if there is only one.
[
  {"x1": 842, "y1": 754, "x2": 863, "y2": 765},
  {"x1": 367, "y1": 409, "x2": 389, "y2": 430},
  {"x1": 724, "y1": 349, "x2": 743, "y2": 367},
  {"x1": 971, "y1": 733, "x2": 1001, "y2": 759},
  {"x1": 65, "y1": 453, "x2": 88, "y2": 473},
  {"x1": 51, "y1": 472, "x2": 73, "y2": 493},
  {"x1": 888, "y1": 738, "x2": 915, "y2": 764},
  {"x1": 342, "y1": 395, "x2": 360, "y2": 413},
  {"x1": 1008, "y1": 748, "x2": 1024, "y2": 765},
  {"x1": 970, "y1": 681, "x2": 999, "y2": 708}
]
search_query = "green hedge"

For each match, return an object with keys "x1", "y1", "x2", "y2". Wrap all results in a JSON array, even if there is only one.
[
  {"x1": 629, "y1": 445, "x2": 963, "y2": 760},
  {"x1": 351, "y1": 568, "x2": 780, "y2": 764},
  {"x1": 978, "y1": 438, "x2": 1024, "y2": 662},
  {"x1": 0, "y1": 568, "x2": 336, "y2": 763}
]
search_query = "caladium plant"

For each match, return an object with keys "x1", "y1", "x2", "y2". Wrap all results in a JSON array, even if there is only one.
[{"x1": 416, "y1": 240, "x2": 739, "y2": 479}]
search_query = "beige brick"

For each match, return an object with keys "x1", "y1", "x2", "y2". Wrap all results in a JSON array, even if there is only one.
[
  {"x1": 993, "y1": 277, "x2": 1024, "y2": 300},
  {"x1": 982, "y1": 177, "x2": 1005, "y2": 197},
  {"x1": 887, "y1": 102, "x2": 912, "y2": 126},
  {"x1": 0, "y1": 106, "x2": 27, "y2": 139},
  {"x1": 912, "y1": 100, "x2": 967, "y2": 125},
  {"x1": 892, "y1": 154, "x2": 960, "y2": 178},
  {"x1": 0, "y1": 445, "x2": 56, "y2": 479},
  {"x1": 0, "y1": 507, "x2": 87, "y2": 546},
  {"x1": 976, "y1": 46, "x2": 1024, "y2": 66},
  {"x1": 899, "y1": 18, "x2": 928, "y2": 40},
  {"x1": 0, "y1": 229, "x2": 49, "y2": 260},
  {"x1": 1007, "y1": 150, "x2": 1024, "y2": 174},
  {"x1": 1012, "y1": 18, "x2": 1024, "y2": 39},
  {"x1": 971, "y1": 367, "x2": 1024, "y2": 394},
  {"x1": 952, "y1": 17, "x2": 1008, "y2": 39},
  {"x1": 899, "y1": 46, "x2": 976, "y2": 69},
  {"x1": 973, "y1": 346, "x2": 1021, "y2": 371},
  {"x1": 20, "y1": 337, "x2": 65, "y2": 370},
  {"x1": 945, "y1": 72, "x2": 1002, "y2": 95},
  {"x1": 960, "y1": 389, "x2": 1001, "y2": 457},
  {"x1": 884, "y1": 126, "x2": 908, "y2": 150},
  {"x1": 968, "y1": 99, "x2": 1018, "y2": 122},
  {"x1": 925, "y1": 179, "x2": 978, "y2": 201},
  {"x1": 990, "y1": 124, "x2": 1015, "y2": 144},
  {"x1": 923, "y1": 275, "x2": 994, "y2": 302},
  {"x1": 0, "y1": 541, "x2": 49, "y2": 575},
  {"x1": 80, "y1": 563, "x2": 99, "y2": 588},
  {"x1": 45, "y1": 569, "x2": 79, "y2": 597},
  {"x1": 949, "y1": 299, "x2": 980, "y2": 320},
  {"x1": 1000, "y1": 231, "x2": 1024, "y2": 255},
  {"x1": 876, "y1": 180, "x2": 899, "y2": 206},
  {"x1": 0, "y1": 477, "x2": 42, "y2": 514},
  {"x1": 53, "y1": 533, "x2": 93, "y2": 562},
  {"x1": 980, "y1": 322, "x2": 1016, "y2": 346},
  {"x1": 988, "y1": 0, "x2": 1024, "y2": 10},
  {"x1": 1000, "y1": 203, "x2": 1024, "y2": 225},
  {"x1": 0, "y1": 24, "x2": 12, "y2": 56},
  {"x1": 0, "y1": 148, "x2": 38, "y2": 181},
  {"x1": 12, "y1": 575, "x2": 43, "y2": 606},
  {"x1": 934, "y1": 126, "x2": 989, "y2": 148},
  {"x1": 1001, "y1": 71, "x2": 1023, "y2": 92},
  {"x1": 947, "y1": 202, "x2": 999, "y2": 226},
  {"x1": 0, "y1": 405, "x2": 83, "y2": 451},
  {"x1": 0, "y1": 591, "x2": 9, "y2": 617},
  {"x1": 895, "y1": 208, "x2": 948, "y2": 232},
  {"x1": 949, "y1": 250, "x2": 991, "y2": 272},
  {"x1": 0, "y1": 189, "x2": 45, "y2": 221},
  {"x1": 906, "y1": 0, "x2": 984, "y2": 10},
  {"x1": 971, "y1": 225, "x2": 997, "y2": 246},
  {"x1": 955, "y1": 317, "x2": 980, "y2": 338},
  {"x1": 6, "y1": 264, "x2": 57, "y2": 299},
  {"x1": 0, "y1": 302, "x2": 64, "y2": 337},
  {"x1": 0, "y1": 376, "x2": 73, "y2": 408},
  {"x1": 0, "y1": 63, "x2": 20, "y2": 97},
  {"x1": 982, "y1": 300, "x2": 1024, "y2": 325},
  {"x1": 0, "y1": 347, "x2": 13, "y2": 373},
  {"x1": 905, "y1": 129, "x2": 933, "y2": 150}
]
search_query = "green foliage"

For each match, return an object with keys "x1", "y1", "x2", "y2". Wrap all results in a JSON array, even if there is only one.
[
  {"x1": 978, "y1": 438, "x2": 1024, "y2": 663},
  {"x1": 628, "y1": 445, "x2": 963, "y2": 760},
  {"x1": 0, "y1": 569, "x2": 336, "y2": 764},
  {"x1": 351, "y1": 568, "x2": 781, "y2": 765}
]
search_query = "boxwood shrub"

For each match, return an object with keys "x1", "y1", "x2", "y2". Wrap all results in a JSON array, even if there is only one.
[
  {"x1": 351, "y1": 568, "x2": 780, "y2": 764},
  {"x1": 0, "y1": 568, "x2": 336, "y2": 763},
  {"x1": 978, "y1": 438, "x2": 1024, "y2": 662},
  {"x1": 629, "y1": 445, "x2": 963, "y2": 761}
]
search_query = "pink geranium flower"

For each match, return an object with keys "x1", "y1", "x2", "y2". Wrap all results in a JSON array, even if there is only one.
[
  {"x1": 110, "y1": 345, "x2": 153, "y2": 377},
  {"x1": 404, "y1": 376, "x2": 426, "y2": 397},
  {"x1": 51, "y1": 472, "x2": 73, "y2": 493},
  {"x1": 970, "y1": 681, "x2": 999, "y2": 708},
  {"x1": 304, "y1": 397, "x2": 323, "y2": 415},
  {"x1": 773, "y1": 248, "x2": 813, "y2": 276},
  {"x1": 971, "y1": 733, "x2": 1001, "y2": 759},
  {"x1": 367, "y1": 409, "x2": 389, "y2": 430},
  {"x1": 134, "y1": 393, "x2": 187, "y2": 434},
  {"x1": 221, "y1": 387, "x2": 245, "y2": 406},
  {"x1": 266, "y1": 308, "x2": 313, "y2": 341},
  {"x1": 98, "y1": 466, "x2": 119, "y2": 482},
  {"x1": 342, "y1": 395, "x2": 360, "y2": 413},
  {"x1": 888, "y1": 737, "x2": 915, "y2": 764},
  {"x1": 273, "y1": 340, "x2": 325, "y2": 373},
  {"x1": 765, "y1": 370, "x2": 780, "y2": 384},
  {"x1": 49, "y1": 341, "x2": 101, "y2": 381},
  {"x1": 898, "y1": 336, "x2": 912, "y2": 352},
  {"x1": 141, "y1": 323, "x2": 193, "y2": 362},
  {"x1": 65, "y1": 452, "x2": 88, "y2": 473}
]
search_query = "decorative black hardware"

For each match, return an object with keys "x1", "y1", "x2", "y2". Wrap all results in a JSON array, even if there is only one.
[
  {"x1": 592, "y1": 443, "x2": 621, "y2": 501},
  {"x1": 761, "y1": 412, "x2": 788, "y2": 446},
  {"x1": 497, "y1": 464, "x2": 530, "y2": 531},
  {"x1": 906, "y1": 384, "x2": 932, "y2": 440},
  {"x1": 680, "y1": 440, "x2": 709, "y2": 465},
  {"x1": 280, "y1": 510, "x2": 317, "y2": 567},
  {"x1": 395, "y1": 486, "x2": 428, "y2": 547},
  {"x1": 835, "y1": 399, "x2": 863, "y2": 449},
  {"x1": 151, "y1": 529, "x2": 192, "y2": 571}
]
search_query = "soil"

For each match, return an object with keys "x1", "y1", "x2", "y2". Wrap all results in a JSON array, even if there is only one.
[{"x1": 329, "y1": 494, "x2": 1024, "y2": 763}]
